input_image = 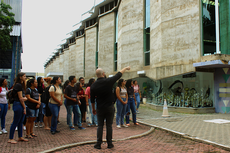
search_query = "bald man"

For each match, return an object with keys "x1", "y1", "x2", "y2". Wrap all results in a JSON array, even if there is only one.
[{"x1": 90, "y1": 66, "x2": 130, "y2": 149}]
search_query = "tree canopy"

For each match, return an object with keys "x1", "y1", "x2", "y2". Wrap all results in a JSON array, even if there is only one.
[{"x1": 0, "y1": 1, "x2": 15, "y2": 51}]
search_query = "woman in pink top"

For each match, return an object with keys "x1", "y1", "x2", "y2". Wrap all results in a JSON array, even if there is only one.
[
  {"x1": 133, "y1": 80, "x2": 141, "y2": 113},
  {"x1": 85, "y1": 78, "x2": 97, "y2": 126}
]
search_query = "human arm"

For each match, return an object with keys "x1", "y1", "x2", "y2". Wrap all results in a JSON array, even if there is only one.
[
  {"x1": 64, "y1": 94, "x2": 77, "y2": 103},
  {"x1": 90, "y1": 88, "x2": 96, "y2": 115},
  {"x1": 17, "y1": 91, "x2": 27, "y2": 114},
  {"x1": 119, "y1": 66, "x2": 130, "y2": 74}
]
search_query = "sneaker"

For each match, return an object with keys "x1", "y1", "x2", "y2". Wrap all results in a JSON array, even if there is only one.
[
  {"x1": 15, "y1": 127, "x2": 18, "y2": 131},
  {"x1": 2, "y1": 128, "x2": 8, "y2": 134},
  {"x1": 57, "y1": 121, "x2": 61, "y2": 124},
  {"x1": 0, "y1": 131, "x2": 2, "y2": 135},
  {"x1": 121, "y1": 124, "x2": 128, "y2": 128},
  {"x1": 78, "y1": 127, "x2": 85, "y2": 130},
  {"x1": 87, "y1": 124, "x2": 91, "y2": 127},
  {"x1": 39, "y1": 124, "x2": 43, "y2": 128},
  {"x1": 23, "y1": 126, "x2": 26, "y2": 131},
  {"x1": 136, "y1": 110, "x2": 140, "y2": 114},
  {"x1": 94, "y1": 144, "x2": 101, "y2": 149},
  {"x1": 116, "y1": 125, "x2": 121, "y2": 128},
  {"x1": 34, "y1": 124, "x2": 38, "y2": 128},
  {"x1": 95, "y1": 124, "x2": 98, "y2": 127},
  {"x1": 70, "y1": 127, "x2": 75, "y2": 130}
]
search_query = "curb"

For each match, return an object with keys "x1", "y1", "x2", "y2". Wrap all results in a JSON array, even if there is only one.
[
  {"x1": 137, "y1": 120, "x2": 230, "y2": 152},
  {"x1": 39, "y1": 127, "x2": 155, "y2": 153}
]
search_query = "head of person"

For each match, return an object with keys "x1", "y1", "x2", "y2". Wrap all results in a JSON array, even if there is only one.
[
  {"x1": 51, "y1": 77, "x2": 61, "y2": 85},
  {"x1": 125, "y1": 79, "x2": 133, "y2": 88},
  {"x1": 0, "y1": 78, "x2": 7, "y2": 88},
  {"x1": 14, "y1": 72, "x2": 26, "y2": 91},
  {"x1": 95, "y1": 68, "x2": 106, "y2": 78},
  {"x1": 133, "y1": 80, "x2": 138, "y2": 85},
  {"x1": 87, "y1": 78, "x2": 95, "y2": 87},
  {"x1": 117, "y1": 79, "x2": 126, "y2": 87},
  {"x1": 63, "y1": 80, "x2": 70, "y2": 89},
  {"x1": 37, "y1": 77, "x2": 44, "y2": 86},
  {"x1": 79, "y1": 77, "x2": 85, "y2": 86},
  {"x1": 69, "y1": 76, "x2": 76, "y2": 84},
  {"x1": 76, "y1": 82, "x2": 82, "y2": 93},
  {"x1": 27, "y1": 79, "x2": 38, "y2": 88},
  {"x1": 44, "y1": 77, "x2": 52, "y2": 84}
]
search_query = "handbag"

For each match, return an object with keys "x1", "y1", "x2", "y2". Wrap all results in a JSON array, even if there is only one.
[{"x1": 86, "y1": 106, "x2": 92, "y2": 124}]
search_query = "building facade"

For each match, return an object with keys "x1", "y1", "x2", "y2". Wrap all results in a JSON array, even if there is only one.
[{"x1": 45, "y1": 0, "x2": 230, "y2": 113}]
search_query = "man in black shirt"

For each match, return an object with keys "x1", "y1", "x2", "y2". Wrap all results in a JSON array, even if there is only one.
[
  {"x1": 91, "y1": 66, "x2": 130, "y2": 149},
  {"x1": 64, "y1": 76, "x2": 79, "y2": 130}
]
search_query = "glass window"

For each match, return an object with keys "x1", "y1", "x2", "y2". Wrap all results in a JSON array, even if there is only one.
[
  {"x1": 114, "y1": 12, "x2": 118, "y2": 71},
  {"x1": 202, "y1": 0, "x2": 217, "y2": 55},
  {"x1": 135, "y1": 72, "x2": 214, "y2": 108},
  {"x1": 145, "y1": 0, "x2": 150, "y2": 28}
]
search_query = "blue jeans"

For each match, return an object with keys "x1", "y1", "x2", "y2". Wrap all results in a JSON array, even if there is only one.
[
  {"x1": 64, "y1": 99, "x2": 69, "y2": 125},
  {"x1": 135, "y1": 93, "x2": 140, "y2": 109},
  {"x1": 73, "y1": 105, "x2": 82, "y2": 127},
  {"x1": 48, "y1": 103, "x2": 60, "y2": 132},
  {"x1": 9, "y1": 101, "x2": 25, "y2": 139},
  {"x1": 35, "y1": 103, "x2": 45, "y2": 123},
  {"x1": 0, "y1": 103, "x2": 8, "y2": 129},
  {"x1": 88, "y1": 99, "x2": 97, "y2": 125},
  {"x1": 67, "y1": 104, "x2": 79, "y2": 127},
  {"x1": 116, "y1": 98, "x2": 127, "y2": 125},
  {"x1": 26, "y1": 107, "x2": 39, "y2": 118},
  {"x1": 126, "y1": 98, "x2": 136, "y2": 124}
]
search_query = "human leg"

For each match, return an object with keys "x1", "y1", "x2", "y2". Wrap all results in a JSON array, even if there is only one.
[
  {"x1": 0, "y1": 104, "x2": 8, "y2": 130},
  {"x1": 135, "y1": 93, "x2": 140, "y2": 110},
  {"x1": 67, "y1": 105, "x2": 74, "y2": 128},
  {"x1": 125, "y1": 99, "x2": 131, "y2": 124},
  {"x1": 48, "y1": 103, "x2": 59, "y2": 132},
  {"x1": 130, "y1": 98, "x2": 137, "y2": 124},
  {"x1": 96, "y1": 108, "x2": 105, "y2": 145},
  {"x1": 105, "y1": 105, "x2": 115, "y2": 146},
  {"x1": 116, "y1": 99, "x2": 123, "y2": 126}
]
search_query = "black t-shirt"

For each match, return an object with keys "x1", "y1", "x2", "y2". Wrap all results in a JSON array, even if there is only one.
[
  {"x1": 127, "y1": 87, "x2": 134, "y2": 98},
  {"x1": 13, "y1": 83, "x2": 25, "y2": 102},
  {"x1": 65, "y1": 85, "x2": 78, "y2": 106},
  {"x1": 37, "y1": 85, "x2": 45, "y2": 103},
  {"x1": 25, "y1": 88, "x2": 39, "y2": 110}
]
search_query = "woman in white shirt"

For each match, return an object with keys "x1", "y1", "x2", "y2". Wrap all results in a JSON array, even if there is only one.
[{"x1": 0, "y1": 78, "x2": 9, "y2": 135}]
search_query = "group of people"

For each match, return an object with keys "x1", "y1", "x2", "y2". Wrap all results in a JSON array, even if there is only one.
[{"x1": 0, "y1": 66, "x2": 141, "y2": 149}]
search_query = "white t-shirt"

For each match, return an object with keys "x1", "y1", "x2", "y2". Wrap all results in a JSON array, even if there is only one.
[
  {"x1": 49, "y1": 85, "x2": 62, "y2": 104},
  {"x1": 0, "y1": 87, "x2": 8, "y2": 104}
]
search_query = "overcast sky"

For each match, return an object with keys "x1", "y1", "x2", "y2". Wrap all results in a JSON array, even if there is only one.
[{"x1": 21, "y1": 0, "x2": 99, "y2": 74}]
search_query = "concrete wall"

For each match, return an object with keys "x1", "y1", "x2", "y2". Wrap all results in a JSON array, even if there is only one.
[
  {"x1": 85, "y1": 26, "x2": 97, "y2": 79},
  {"x1": 75, "y1": 36, "x2": 85, "y2": 80},
  {"x1": 148, "y1": 0, "x2": 201, "y2": 80},
  {"x1": 98, "y1": 12, "x2": 115, "y2": 75},
  {"x1": 117, "y1": 0, "x2": 144, "y2": 78}
]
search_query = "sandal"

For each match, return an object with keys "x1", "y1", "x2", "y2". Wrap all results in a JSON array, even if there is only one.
[
  {"x1": 18, "y1": 137, "x2": 28, "y2": 142},
  {"x1": 126, "y1": 124, "x2": 130, "y2": 126},
  {"x1": 25, "y1": 135, "x2": 34, "y2": 139},
  {"x1": 8, "y1": 139, "x2": 17, "y2": 144},
  {"x1": 30, "y1": 133, "x2": 37, "y2": 137},
  {"x1": 134, "y1": 123, "x2": 139, "y2": 125}
]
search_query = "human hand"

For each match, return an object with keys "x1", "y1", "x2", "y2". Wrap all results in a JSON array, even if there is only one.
[
  {"x1": 126, "y1": 66, "x2": 130, "y2": 70},
  {"x1": 93, "y1": 109, "x2": 96, "y2": 115},
  {"x1": 37, "y1": 101, "x2": 41, "y2": 105},
  {"x1": 23, "y1": 108, "x2": 26, "y2": 114},
  {"x1": 36, "y1": 104, "x2": 40, "y2": 109},
  {"x1": 135, "y1": 101, "x2": 137, "y2": 105},
  {"x1": 23, "y1": 97, "x2": 27, "y2": 101},
  {"x1": 59, "y1": 101, "x2": 63, "y2": 106},
  {"x1": 8, "y1": 104, "x2": 11, "y2": 110}
]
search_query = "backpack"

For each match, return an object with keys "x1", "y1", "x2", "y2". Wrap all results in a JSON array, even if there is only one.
[
  {"x1": 44, "y1": 85, "x2": 56, "y2": 104},
  {"x1": 6, "y1": 89, "x2": 14, "y2": 104}
]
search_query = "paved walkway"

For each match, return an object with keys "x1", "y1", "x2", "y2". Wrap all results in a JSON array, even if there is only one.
[{"x1": 0, "y1": 104, "x2": 229, "y2": 153}]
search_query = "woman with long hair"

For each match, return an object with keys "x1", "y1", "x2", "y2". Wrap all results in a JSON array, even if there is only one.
[
  {"x1": 85, "y1": 78, "x2": 97, "y2": 126},
  {"x1": 35, "y1": 77, "x2": 45, "y2": 128},
  {"x1": 0, "y1": 78, "x2": 9, "y2": 134},
  {"x1": 116, "y1": 79, "x2": 128, "y2": 128},
  {"x1": 133, "y1": 80, "x2": 141, "y2": 113},
  {"x1": 48, "y1": 77, "x2": 63, "y2": 134},
  {"x1": 8, "y1": 72, "x2": 28, "y2": 144},
  {"x1": 125, "y1": 79, "x2": 139, "y2": 126},
  {"x1": 25, "y1": 79, "x2": 40, "y2": 138},
  {"x1": 76, "y1": 82, "x2": 88, "y2": 123}
]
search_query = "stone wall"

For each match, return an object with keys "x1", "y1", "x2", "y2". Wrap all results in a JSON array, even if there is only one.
[
  {"x1": 98, "y1": 12, "x2": 115, "y2": 75},
  {"x1": 75, "y1": 36, "x2": 85, "y2": 80},
  {"x1": 148, "y1": 0, "x2": 201, "y2": 80},
  {"x1": 85, "y1": 26, "x2": 97, "y2": 79}
]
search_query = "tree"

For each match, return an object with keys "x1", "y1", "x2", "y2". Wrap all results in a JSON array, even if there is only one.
[{"x1": 0, "y1": 1, "x2": 15, "y2": 51}]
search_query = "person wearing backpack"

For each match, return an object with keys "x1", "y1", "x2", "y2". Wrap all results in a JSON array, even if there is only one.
[
  {"x1": 0, "y1": 78, "x2": 9, "y2": 135},
  {"x1": 8, "y1": 72, "x2": 28, "y2": 144},
  {"x1": 25, "y1": 79, "x2": 41, "y2": 138},
  {"x1": 49, "y1": 77, "x2": 63, "y2": 134},
  {"x1": 116, "y1": 79, "x2": 128, "y2": 128}
]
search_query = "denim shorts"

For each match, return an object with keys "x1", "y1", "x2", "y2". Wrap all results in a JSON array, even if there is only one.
[{"x1": 26, "y1": 107, "x2": 39, "y2": 117}]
